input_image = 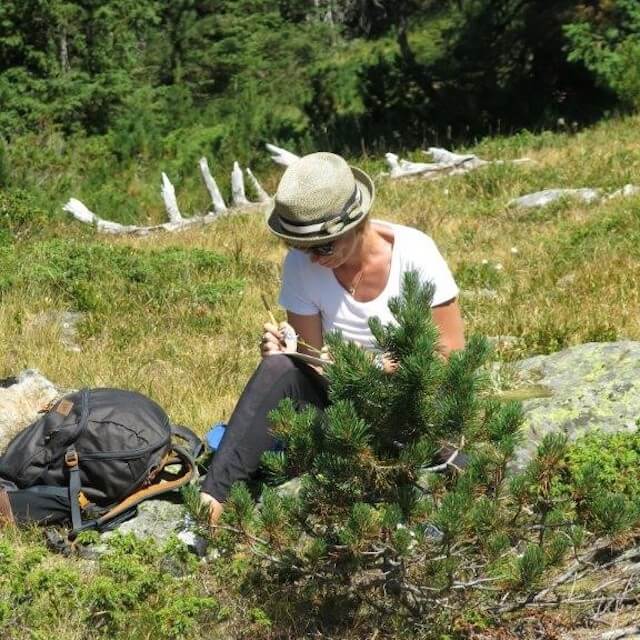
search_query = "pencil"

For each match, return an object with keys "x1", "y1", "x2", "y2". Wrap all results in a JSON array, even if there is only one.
[{"x1": 260, "y1": 293, "x2": 278, "y2": 326}]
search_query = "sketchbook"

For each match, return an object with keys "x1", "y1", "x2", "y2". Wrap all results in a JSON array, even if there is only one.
[{"x1": 276, "y1": 351, "x2": 332, "y2": 369}]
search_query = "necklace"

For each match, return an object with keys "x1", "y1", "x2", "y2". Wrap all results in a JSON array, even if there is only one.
[{"x1": 349, "y1": 268, "x2": 365, "y2": 296}]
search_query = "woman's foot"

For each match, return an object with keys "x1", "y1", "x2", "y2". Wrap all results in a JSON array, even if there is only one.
[{"x1": 200, "y1": 492, "x2": 224, "y2": 532}]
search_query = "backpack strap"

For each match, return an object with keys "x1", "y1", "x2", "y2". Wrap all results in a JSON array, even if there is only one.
[
  {"x1": 94, "y1": 444, "x2": 195, "y2": 530},
  {"x1": 171, "y1": 424, "x2": 204, "y2": 460},
  {"x1": 65, "y1": 446, "x2": 83, "y2": 533},
  {"x1": 64, "y1": 425, "x2": 201, "y2": 536}
]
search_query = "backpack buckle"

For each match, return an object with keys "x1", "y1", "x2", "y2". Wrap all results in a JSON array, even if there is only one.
[{"x1": 65, "y1": 448, "x2": 79, "y2": 468}]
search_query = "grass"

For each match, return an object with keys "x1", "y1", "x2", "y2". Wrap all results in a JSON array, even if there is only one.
[{"x1": 1, "y1": 112, "x2": 640, "y2": 638}]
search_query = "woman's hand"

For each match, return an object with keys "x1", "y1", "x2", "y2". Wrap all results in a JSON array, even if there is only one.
[
  {"x1": 260, "y1": 321, "x2": 297, "y2": 357},
  {"x1": 373, "y1": 351, "x2": 399, "y2": 374},
  {"x1": 382, "y1": 354, "x2": 399, "y2": 374}
]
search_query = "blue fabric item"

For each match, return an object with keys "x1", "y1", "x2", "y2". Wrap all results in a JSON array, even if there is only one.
[
  {"x1": 206, "y1": 423, "x2": 227, "y2": 452},
  {"x1": 205, "y1": 421, "x2": 285, "y2": 453}
]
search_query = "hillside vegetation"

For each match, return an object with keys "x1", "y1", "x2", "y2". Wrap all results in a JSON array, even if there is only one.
[
  {"x1": 1, "y1": 113, "x2": 640, "y2": 639},
  {"x1": 2, "y1": 1, "x2": 639, "y2": 174}
]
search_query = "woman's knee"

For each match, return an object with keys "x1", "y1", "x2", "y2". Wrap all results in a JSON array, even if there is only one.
[{"x1": 255, "y1": 354, "x2": 298, "y2": 379}]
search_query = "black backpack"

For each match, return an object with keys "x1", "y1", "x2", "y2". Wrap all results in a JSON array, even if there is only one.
[{"x1": 0, "y1": 388, "x2": 203, "y2": 535}]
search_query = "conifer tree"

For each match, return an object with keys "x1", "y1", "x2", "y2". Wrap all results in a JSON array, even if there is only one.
[{"x1": 219, "y1": 270, "x2": 639, "y2": 630}]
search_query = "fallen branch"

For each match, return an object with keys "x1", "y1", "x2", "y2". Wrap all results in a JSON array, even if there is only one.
[
  {"x1": 384, "y1": 147, "x2": 534, "y2": 180},
  {"x1": 198, "y1": 156, "x2": 227, "y2": 215},
  {"x1": 160, "y1": 172, "x2": 183, "y2": 223},
  {"x1": 266, "y1": 142, "x2": 300, "y2": 167},
  {"x1": 526, "y1": 594, "x2": 639, "y2": 608},
  {"x1": 63, "y1": 157, "x2": 270, "y2": 235},
  {"x1": 531, "y1": 538, "x2": 617, "y2": 604},
  {"x1": 63, "y1": 197, "x2": 220, "y2": 236}
]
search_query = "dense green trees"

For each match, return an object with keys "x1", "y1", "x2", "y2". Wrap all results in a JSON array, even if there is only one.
[
  {"x1": 565, "y1": 0, "x2": 640, "y2": 108},
  {"x1": 0, "y1": 1, "x2": 637, "y2": 168}
]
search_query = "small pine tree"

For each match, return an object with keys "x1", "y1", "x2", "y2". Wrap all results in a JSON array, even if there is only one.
[{"x1": 220, "y1": 270, "x2": 637, "y2": 634}]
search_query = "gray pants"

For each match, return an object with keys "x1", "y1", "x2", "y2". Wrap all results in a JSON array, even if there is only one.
[{"x1": 202, "y1": 355, "x2": 329, "y2": 502}]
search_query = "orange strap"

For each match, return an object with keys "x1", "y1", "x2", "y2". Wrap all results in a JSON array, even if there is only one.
[{"x1": 96, "y1": 464, "x2": 193, "y2": 526}]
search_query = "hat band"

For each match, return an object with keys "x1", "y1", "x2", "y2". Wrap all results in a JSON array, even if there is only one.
[{"x1": 278, "y1": 186, "x2": 364, "y2": 237}]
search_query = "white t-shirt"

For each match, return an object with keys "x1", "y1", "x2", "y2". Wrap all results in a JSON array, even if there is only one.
[{"x1": 278, "y1": 220, "x2": 459, "y2": 350}]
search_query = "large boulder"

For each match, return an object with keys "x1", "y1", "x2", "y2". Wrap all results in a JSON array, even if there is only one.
[{"x1": 513, "y1": 341, "x2": 640, "y2": 468}]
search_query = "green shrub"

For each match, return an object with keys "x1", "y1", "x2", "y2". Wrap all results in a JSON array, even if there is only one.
[
  {"x1": 0, "y1": 189, "x2": 50, "y2": 246},
  {"x1": 0, "y1": 532, "x2": 223, "y2": 640},
  {"x1": 0, "y1": 240, "x2": 240, "y2": 315},
  {"x1": 565, "y1": 430, "x2": 640, "y2": 500}
]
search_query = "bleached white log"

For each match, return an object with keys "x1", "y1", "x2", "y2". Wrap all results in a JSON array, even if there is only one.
[
  {"x1": 198, "y1": 157, "x2": 227, "y2": 214},
  {"x1": 266, "y1": 142, "x2": 300, "y2": 167},
  {"x1": 385, "y1": 153, "x2": 435, "y2": 178},
  {"x1": 386, "y1": 150, "x2": 484, "y2": 180},
  {"x1": 63, "y1": 198, "x2": 97, "y2": 225},
  {"x1": 161, "y1": 172, "x2": 183, "y2": 223},
  {"x1": 63, "y1": 197, "x2": 220, "y2": 235},
  {"x1": 508, "y1": 188, "x2": 602, "y2": 209},
  {"x1": 426, "y1": 147, "x2": 486, "y2": 169},
  {"x1": 384, "y1": 153, "x2": 402, "y2": 178},
  {"x1": 386, "y1": 146, "x2": 536, "y2": 180},
  {"x1": 64, "y1": 152, "x2": 273, "y2": 235},
  {"x1": 385, "y1": 153, "x2": 446, "y2": 178},
  {"x1": 607, "y1": 184, "x2": 640, "y2": 200},
  {"x1": 399, "y1": 159, "x2": 442, "y2": 173},
  {"x1": 63, "y1": 199, "x2": 140, "y2": 234},
  {"x1": 231, "y1": 161, "x2": 250, "y2": 207},
  {"x1": 246, "y1": 168, "x2": 271, "y2": 203}
]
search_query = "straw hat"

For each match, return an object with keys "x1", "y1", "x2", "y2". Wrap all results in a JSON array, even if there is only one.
[{"x1": 266, "y1": 152, "x2": 375, "y2": 245}]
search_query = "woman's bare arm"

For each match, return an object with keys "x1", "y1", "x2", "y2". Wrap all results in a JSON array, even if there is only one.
[
  {"x1": 286, "y1": 298, "x2": 464, "y2": 365},
  {"x1": 431, "y1": 297, "x2": 465, "y2": 359},
  {"x1": 286, "y1": 311, "x2": 324, "y2": 355}
]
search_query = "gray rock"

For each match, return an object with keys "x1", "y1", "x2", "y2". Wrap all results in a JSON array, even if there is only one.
[
  {"x1": 462, "y1": 288, "x2": 499, "y2": 301},
  {"x1": 513, "y1": 341, "x2": 640, "y2": 469},
  {"x1": 0, "y1": 370, "x2": 62, "y2": 453},
  {"x1": 275, "y1": 476, "x2": 303, "y2": 499},
  {"x1": 607, "y1": 183, "x2": 640, "y2": 199},
  {"x1": 102, "y1": 499, "x2": 185, "y2": 542},
  {"x1": 508, "y1": 188, "x2": 602, "y2": 209},
  {"x1": 102, "y1": 499, "x2": 208, "y2": 556},
  {"x1": 31, "y1": 310, "x2": 85, "y2": 352},
  {"x1": 177, "y1": 528, "x2": 209, "y2": 557}
]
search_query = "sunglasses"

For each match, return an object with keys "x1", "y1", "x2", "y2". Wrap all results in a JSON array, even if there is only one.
[{"x1": 288, "y1": 241, "x2": 335, "y2": 257}]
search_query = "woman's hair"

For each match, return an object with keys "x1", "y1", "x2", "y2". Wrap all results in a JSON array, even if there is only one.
[{"x1": 354, "y1": 216, "x2": 370, "y2": 236}]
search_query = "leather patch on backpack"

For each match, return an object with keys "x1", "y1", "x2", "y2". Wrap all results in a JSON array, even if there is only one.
[{"x1": 56, "y1": 399, "x2": 73, "y2": 416}]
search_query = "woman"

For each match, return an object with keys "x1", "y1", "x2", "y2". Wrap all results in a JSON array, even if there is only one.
[{"x1": 200, "y1": 152, "x2": 464, "y2": 526}]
